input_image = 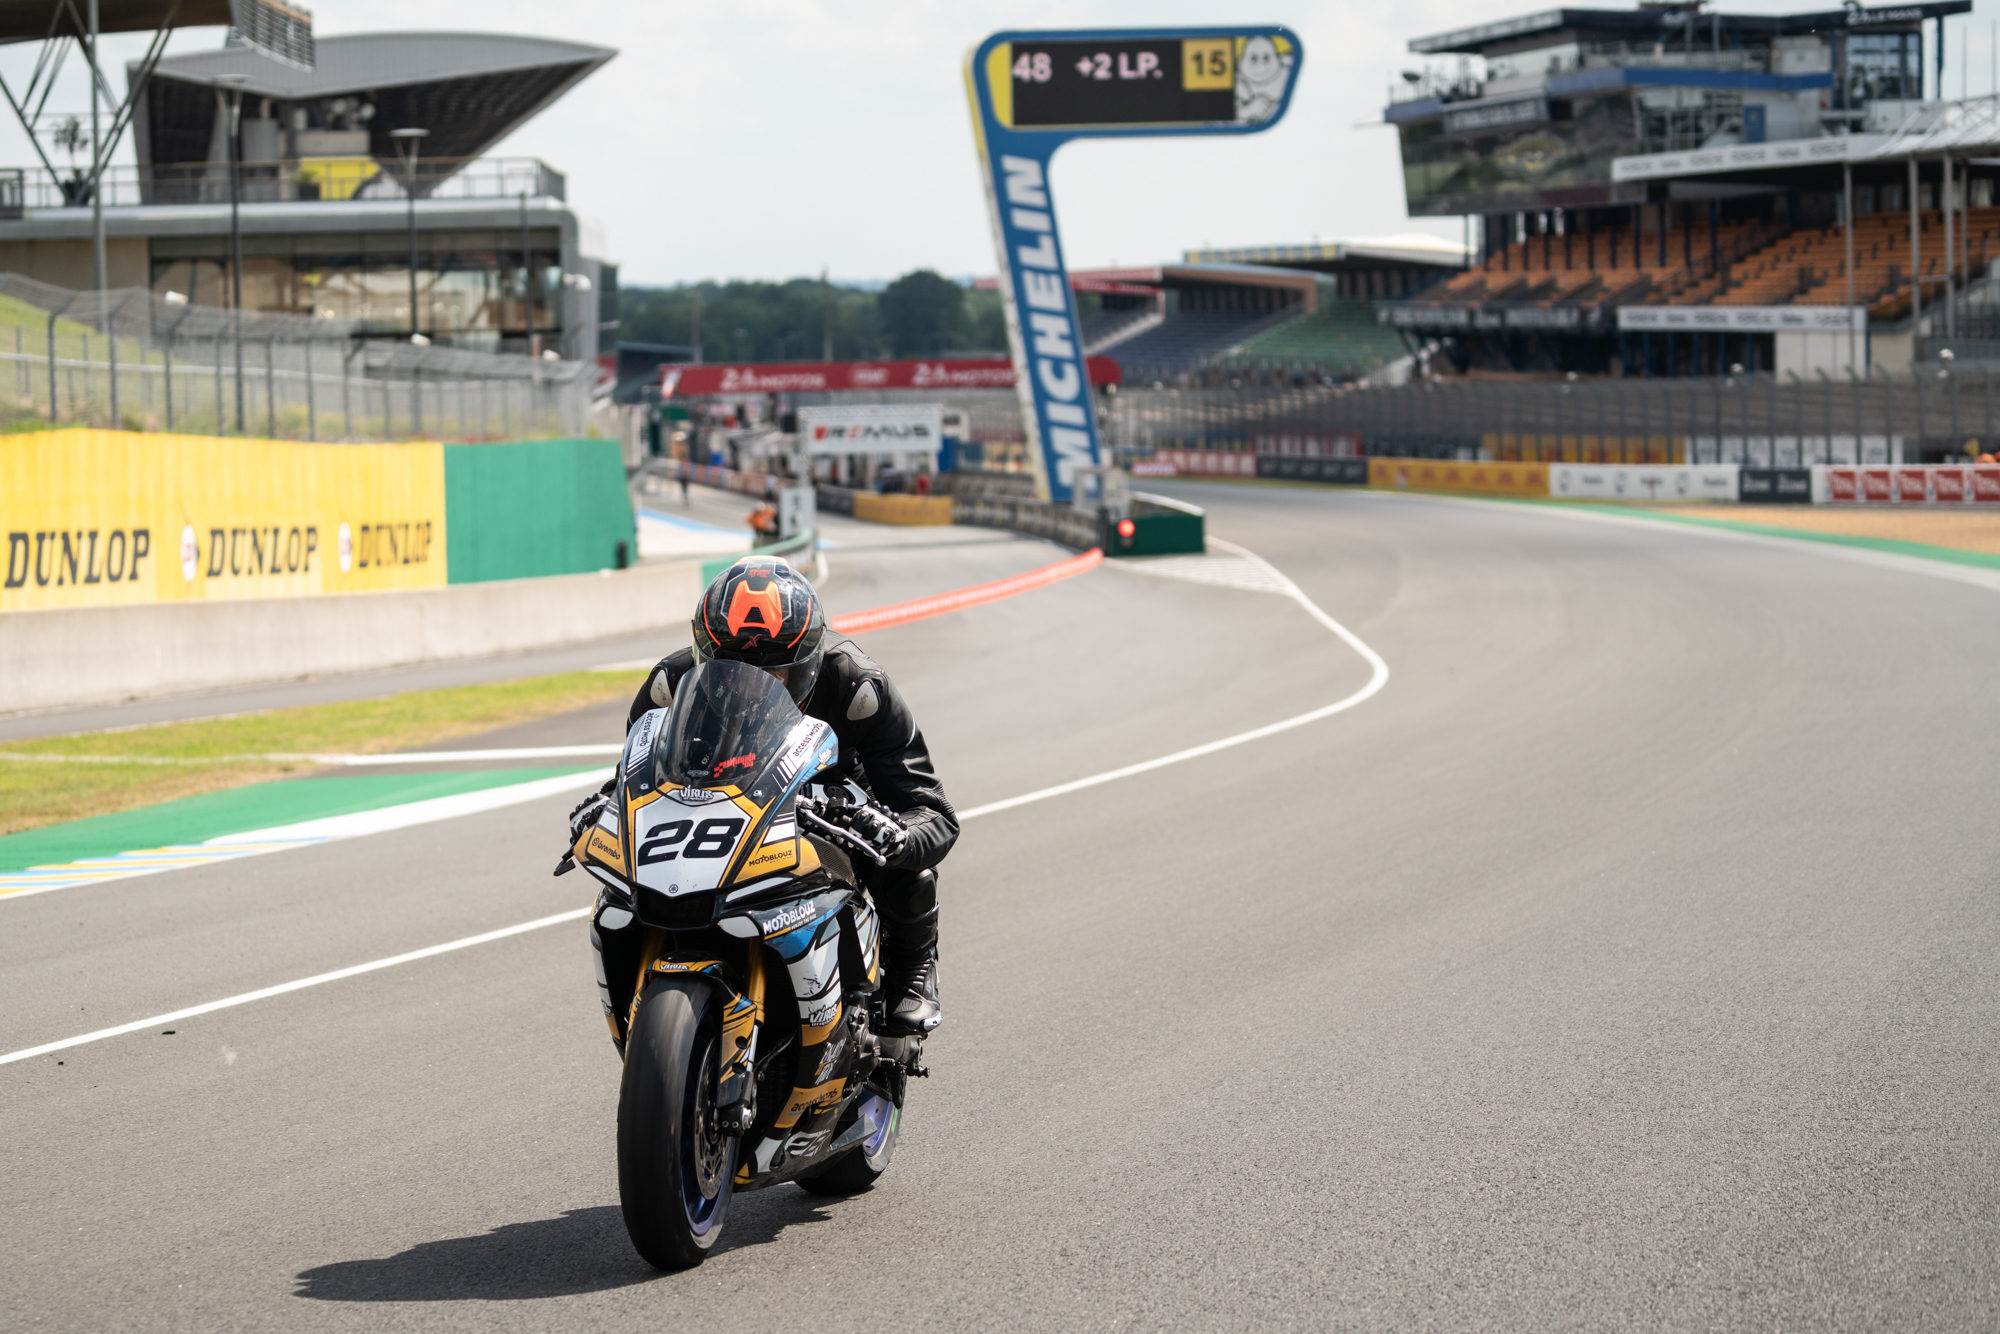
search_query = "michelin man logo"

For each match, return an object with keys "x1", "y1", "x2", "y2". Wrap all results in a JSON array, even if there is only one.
[{"x1": 1235, "y1": 36, "x2": 1293, "y2": 124}]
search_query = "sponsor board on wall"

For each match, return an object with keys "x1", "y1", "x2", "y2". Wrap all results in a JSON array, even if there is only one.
[
  {"x1": 1368, "y1": 457, "x2": 1550, "y2": 497},
  {"x1": 1255, "y1": 455, "x2": 1368, "y2": 484},
  {"x1": 1615, "y1": 305, "x2": 1866, "y2": 333},
  {"x1": 2, "y1": 430, "x2": 446, "y2": 612},
  {"x1": 660, "y1": 356, "x2": 1121, "y2": 398},
  {"x1": 1548, "y1": 463, "x2": 1740, "y2": 502},
  {"x1": 797, "y1": 404, "x2": 944, "y2": 458},
  {"x1": 1738, "y1": 467, "x2": 1814, "y2": 504},
  {"x1": 1146, "y1": 448, "x2": 1258, "y2": 478},
  {"x1": 1816, "y1": 463, "x2": 2000, "y2": 504}
]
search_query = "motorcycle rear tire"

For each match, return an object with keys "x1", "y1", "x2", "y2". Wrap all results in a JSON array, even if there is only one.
[
  {"x1": 618, "y1": 982, "x2": 733, "y2": 1269},
  {"x1": 796, "y1": 1096, "x2": 899, "y2": 1196}
]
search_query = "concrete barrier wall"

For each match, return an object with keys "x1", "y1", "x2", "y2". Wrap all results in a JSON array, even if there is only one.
[
  {"x1": 444, "y1": 438, "x2": 637, "y2": 583},
  {"x1": 4, "y1": 558, "x2": 703, "y2": 715}
]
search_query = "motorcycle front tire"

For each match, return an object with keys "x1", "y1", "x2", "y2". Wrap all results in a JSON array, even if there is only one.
[{"x1": 617, "y1": 981, "x2": 733, "y2": 1269}]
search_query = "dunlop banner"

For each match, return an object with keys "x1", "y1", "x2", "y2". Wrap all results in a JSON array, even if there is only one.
[
  {"x1": 1367, "y1": 457, "x2": 1550, "y2": 498},
  {"x1": 2, "y1": 430, "x2": 445, "y2": 612}
]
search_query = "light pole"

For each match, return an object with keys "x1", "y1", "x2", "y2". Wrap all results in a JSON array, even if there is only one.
[
  {"x1": 390, "y1": 128, "x2": 428, "y2": 339},
  {"x1": 213, "y1": 73, "x2": 248, "y2": 433}
]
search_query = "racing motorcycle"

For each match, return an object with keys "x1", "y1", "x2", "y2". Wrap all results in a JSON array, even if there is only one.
[{"x1": 557, "y1": 658, "x2": 926, "y2": 1269}]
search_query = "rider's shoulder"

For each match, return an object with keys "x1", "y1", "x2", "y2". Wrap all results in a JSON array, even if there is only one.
[
  {"x1": 643, "y1": 648, "x2": 697, "y2": 709},
  {"x1": 811, "y1": 638, "x2": 896, "y2": 725},
  {"x1": 819, "y1": 636, "x2": 878, "y2": 680}
]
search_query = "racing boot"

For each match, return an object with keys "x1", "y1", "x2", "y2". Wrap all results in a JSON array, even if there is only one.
[{"x1": 879, "y1": 905, "x2": 942, "y2": 1034}]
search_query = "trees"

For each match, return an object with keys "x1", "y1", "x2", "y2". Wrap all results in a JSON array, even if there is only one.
[
  {"x1": 878, "y1": 269, "x2": 964, "y2": 356},
  {"x1": 617, "y1": 270, "x2": 1007, "y2": 362}
]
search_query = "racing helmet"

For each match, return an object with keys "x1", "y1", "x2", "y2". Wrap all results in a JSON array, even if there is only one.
[{"x1": 690, "y1": 557, "x2": 825, "y2": 705}]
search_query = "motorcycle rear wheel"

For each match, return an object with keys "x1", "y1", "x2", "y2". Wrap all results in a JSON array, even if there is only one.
[
  {"x1": 618, "y1": 983, "x2": 733, "y2": 1269},
  {"x1": 796, "y1": 1091, "x2": 899, "y2": 1196}
]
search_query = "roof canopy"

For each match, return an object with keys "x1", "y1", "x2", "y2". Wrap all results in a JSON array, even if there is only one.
[
  {"x1": 0, "y1": 1, "x2": 313, "y2": 65},
  {"x1": 1409, "y1": 1, "x2": 1970, "y2": 55},
  {"x1": 137, "y1": 32, "x2": 614, "y2": 166}
]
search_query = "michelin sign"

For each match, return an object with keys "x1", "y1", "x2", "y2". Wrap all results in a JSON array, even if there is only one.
[{"x1": 965, "y1": 27, "x2": 1302, "y2": 503}]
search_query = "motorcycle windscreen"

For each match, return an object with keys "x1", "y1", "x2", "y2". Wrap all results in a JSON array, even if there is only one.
[{"x1": 655, "y1": 659, "x2": 801, "y2": 802}]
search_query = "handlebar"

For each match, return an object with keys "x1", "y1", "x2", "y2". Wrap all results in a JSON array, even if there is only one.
[{"x1": 795, "y1": 793, "x2": 905, "y2": 868}]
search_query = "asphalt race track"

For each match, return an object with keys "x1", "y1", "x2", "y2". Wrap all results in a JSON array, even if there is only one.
[{"x1": 4, "y1": 484, "x2": 1998, "y2": 1330}]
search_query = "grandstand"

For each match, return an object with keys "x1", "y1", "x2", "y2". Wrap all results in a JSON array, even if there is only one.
[
  {"x1": 0, "y1": 28, "x2": 615, "y2": 357},
  {"x1": 1375, "y1": 1, "x2": 1997, "y2": 378},
  {"x1": 992, "y1": 238, "x2": 1464, "y2": 381},
  {"x1": 1212, "y1": 289, "x2": 1408, "y2": 378}
]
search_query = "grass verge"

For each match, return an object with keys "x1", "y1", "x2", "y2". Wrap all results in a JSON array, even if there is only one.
[{"x1": 0, "y1": 668, "x2": 634, "y2": 837}]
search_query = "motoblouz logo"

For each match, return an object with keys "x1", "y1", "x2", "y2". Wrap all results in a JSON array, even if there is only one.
[
  {"x1": 760, "y1": 899, "x2": 819, "y2": 935},
  {"x1": 5, "y1": 528, "x2": 152, "y2": 589}
]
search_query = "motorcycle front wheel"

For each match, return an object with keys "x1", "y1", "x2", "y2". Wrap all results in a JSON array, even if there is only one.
[{"x1": 617, "y1": 982, "x2": 733, "y2": 1269}]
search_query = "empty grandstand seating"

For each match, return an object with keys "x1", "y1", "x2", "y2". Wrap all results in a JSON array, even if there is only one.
[
  {"x1": 1404, "y1": 209, "x2": 2000, "y2": 324},
  {"x1": 1422, "y1": 220, "x2": 1770, "y2": 310},
  {"x1": 1108, "y1": 306, "x2": 1298, "y2": 376},
  {"x1": 1214, "y1": 296, "x2": 1405, "y2": 377},
  {"x1": 1080, "y1": 304, "x2": 1162, "y2": 353}
]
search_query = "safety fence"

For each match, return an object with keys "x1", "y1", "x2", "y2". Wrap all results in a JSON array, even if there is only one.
[
  {"x1": 0, "y1": 274, "x2": 590, "y2": 441},
  {"x1": 1103, "y1": 365, "x2": 2000, "y2": 466},
  {"x1": 1150, "y1": 452, "x2": 2000, "y2": 507}
]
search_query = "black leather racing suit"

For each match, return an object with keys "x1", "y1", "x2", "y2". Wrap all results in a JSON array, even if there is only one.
[{"x1": 624, "y1": 637, "x2": 957, "y2": 923}]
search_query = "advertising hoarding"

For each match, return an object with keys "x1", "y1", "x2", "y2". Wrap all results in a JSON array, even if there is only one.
[
  {"x1": 966, "y1": 26, "x2": 1303, "y2": 502},
  {"x1": 798, "y1": 404, "x2": 944, "y2": 458}
]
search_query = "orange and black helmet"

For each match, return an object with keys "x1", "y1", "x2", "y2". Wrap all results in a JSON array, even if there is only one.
[{"x1": 691, "y1": 557, "x2": 825, "y2": 704}]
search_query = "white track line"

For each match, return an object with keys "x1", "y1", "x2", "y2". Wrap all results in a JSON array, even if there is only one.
[
  {"x1": 959, "y1": 537, "x2": 1388, "y2": 819},
  {"x1": 0, "y1": 539, "x2": 1387, "y2": 1067},
  {"x1": 0, "y1": 910, "x2": 590, "y2": 1067}
]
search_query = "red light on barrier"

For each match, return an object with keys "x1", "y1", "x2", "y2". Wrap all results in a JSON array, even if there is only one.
[{"x1": 1116, "y1": 519, "x2": 1136, "y2": 539}]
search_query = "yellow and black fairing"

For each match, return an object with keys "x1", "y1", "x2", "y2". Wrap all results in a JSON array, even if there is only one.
[
  {"x1": 578, "y1": 680, "x2": 841, "y2": 1049},
  {"x1": 578, "y1": 662, "x2": 893, "y2": 1187},
  {"x1": 714, "y1": 885, "x2": 887, "y2": 1187}
]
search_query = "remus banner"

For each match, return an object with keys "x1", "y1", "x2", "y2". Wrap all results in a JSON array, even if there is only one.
[
  {"x1": 1, "y1": 430, "x2": 446, "y2": 612},
  {"x1": 798, "y1": 404, "x2": 945, "y2": 458},
  {"x1": 965, "y1": 26, "x2": 1303, "y2": 503}
]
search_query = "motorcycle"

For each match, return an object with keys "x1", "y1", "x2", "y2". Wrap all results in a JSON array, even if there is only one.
[{"x1": 558, "y1": 657, "x2": 926, "y2": 1269}]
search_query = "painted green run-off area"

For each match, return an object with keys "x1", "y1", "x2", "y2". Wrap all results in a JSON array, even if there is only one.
[
  {"x1": 445, "y1": 438, "x2": 636, "y2": 583},
  {"x1": 0, "y1": 766, "x2": 593, "y2": 873}
]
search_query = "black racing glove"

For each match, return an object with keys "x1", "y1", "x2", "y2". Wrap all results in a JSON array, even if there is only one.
[
  {"x1": 850, "y1": 805, "x2": 909, "y2": 865},
  {"x1": 568, "y1": 791, "x2": 612, "y2": 843}
]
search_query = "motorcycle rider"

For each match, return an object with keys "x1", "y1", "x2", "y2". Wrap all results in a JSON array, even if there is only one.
[{"x1": 570, "y1": 556, "x2": 953, "y2": 1033}]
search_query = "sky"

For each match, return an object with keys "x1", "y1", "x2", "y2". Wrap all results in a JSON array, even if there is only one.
[{"x1": 5, "y1": 0, "x2": 2000, "y2": 286}]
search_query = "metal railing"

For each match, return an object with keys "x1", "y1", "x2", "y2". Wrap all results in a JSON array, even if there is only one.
[
  {"x1": 18, "y1": 156, "x2": 564, "y2": 210},
  {"x1": 1103, "y1": 366, "x2": 2000, "y2": 465},
  {"x1": 0, "y1": 274, "x2": 590, "y2": 441}
]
